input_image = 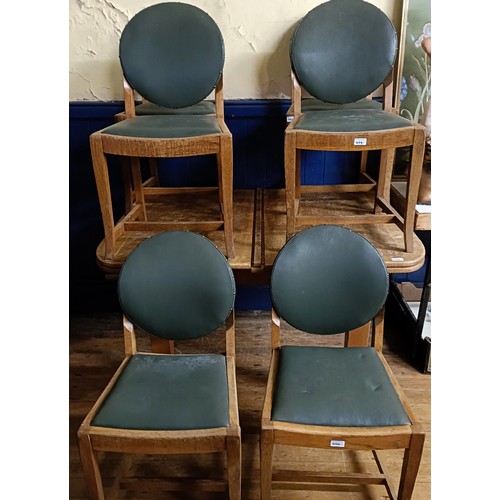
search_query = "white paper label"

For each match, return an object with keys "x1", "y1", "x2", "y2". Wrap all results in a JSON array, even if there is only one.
[
  {"x1": 391, "y1": 257, "x2": 405, "y2": 262},
  {"x1": 330, "y1": 440, "x2": 345, "y2": 448},
  {"x1": 286, "y1": 115, "x2": 294, "y2": 123},
  {"x1": 354, "y1": 138, "x2": 367, "y2": 146}
]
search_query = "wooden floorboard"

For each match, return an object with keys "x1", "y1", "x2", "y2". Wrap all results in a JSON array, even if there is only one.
[{"x1": 69, "y1": 310, "x2": 431, "y2": 499}]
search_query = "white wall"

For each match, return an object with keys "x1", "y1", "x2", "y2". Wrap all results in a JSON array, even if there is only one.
[{"x1": 69, "y1": 0, "x2": 402, "y2": 101}]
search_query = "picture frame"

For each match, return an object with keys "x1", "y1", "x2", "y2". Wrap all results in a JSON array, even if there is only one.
[
  {"x1": 395, "y1": 0, "x2": 431, "y2": 122},
  {"x1": 394, "y1": 0, "x2": 431, "y2": 199}
]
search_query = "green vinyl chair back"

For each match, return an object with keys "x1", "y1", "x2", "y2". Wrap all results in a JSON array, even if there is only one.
[
  {"x1": 119, "y1": 2, "x2": 224, "y2": 109},
  {"x1": 270, "y1": 225, "x2": 389, "y2": 334},
  {"x1": 290, "y1": 0, "x2": 397, "y2": 104},
  {"x1": 118, "y1": 231, "x2": 235, "y2": 340}
]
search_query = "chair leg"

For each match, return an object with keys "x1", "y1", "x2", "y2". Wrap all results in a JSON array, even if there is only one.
[
  {"x1": 295, "y1": 149, "x2": 301, "y2": 213},
  {"x1": 219, "y1": 136, "x2": 235, "y2": 259},
  {"x1": 147, "y1": 158, "x2": 159, "y2": 186},
  {"x1": 284, "y1": 132, "x2": 297, "y2": 240},
  {"x1": 78, "y1": 429, "x2": 105, "y2": 500},
  {"x1": 402, "y1": 127, "x2": 426, "y2": 253},
  {"x1": 374, "y1": 148, "x2": 395, "y2": 214},
  {"x1": 226, "y1": 430, "x2": 241, "y2": 500},
  {"x1": 260, "y1": 426, "x2": 274, "y2": 500},
  {"x1": 119, "y1": 157, "x2": 134, "y2": 212},
  {"x1": 90, "y1": 134, "x2": 117, "y2": 260},
  {"x1": 360, "y1": 150, "x2": 368, "y2": 174},
  {"x1": 130, "y1": 157, "x2": 147, "y2": 221},
  {"x1": 397, "y1": 429, "x2": 425, "y2": 500},
  {"x1": 216, "y1": 150, "x2": 224, "y2": 211}
]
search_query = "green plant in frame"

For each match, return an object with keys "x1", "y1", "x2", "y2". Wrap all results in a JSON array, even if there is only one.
[{"x1": 399, "y1": 0, "x2": 431, "y2": 125}]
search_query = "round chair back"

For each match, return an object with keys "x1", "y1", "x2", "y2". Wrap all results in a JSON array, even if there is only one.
[
  {"x1": 270, "y1": 225, "x2": 389, "y2": 334},
  {"x1": 118, "y1": 231, "x2": 235, "y2": 340},
  {"x1": 290, "y1": 0, "x2": 397, "y2": 104},
  {"x1": 120, "y1": 2, "x2": 224, "y2": 108}
]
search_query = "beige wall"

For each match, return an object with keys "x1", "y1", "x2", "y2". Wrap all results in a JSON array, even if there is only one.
[{"x1": 69, "y1": 0, "x2": 402, "y2": 101}]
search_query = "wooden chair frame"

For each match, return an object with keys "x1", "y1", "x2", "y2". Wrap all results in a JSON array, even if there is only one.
[
  {"x1": 114, "y1": 79, "x2": 219, "y2": 211},
  {"x1": 260, "y1": 308, "x2": 425, "y2": 500},
  {"x1": 78, "y1": 312, "x2": 241, "y2": 499},
  {"x1": 114, "y1": 85, "x2": 161, "y2": 212},
  {"x1": 91, "y1": 75, "x2": 235, "y2": 261},
  {"x1": 286, "y1": 74, "x2": 381, "y2": 188},
  {"x1": 285, "y1": 69, "x2": 426, "y2": 253}
]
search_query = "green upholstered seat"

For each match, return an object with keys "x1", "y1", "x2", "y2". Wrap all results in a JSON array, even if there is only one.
[
  {"x1": 119, "y1": 3, "x2": 224, "y2": 109},
  {"x1": 104, "y1": 4, "x2": 224, "y2": 138},
  {"x1": 271, "y1": 346, "x2": 410, "y2": 427},
  {"x1": 94, "y1": 5, "x2": 235, "y2": 262},
  {"x1": 135, "y1": 100, "x2": 216, "y2": 116},
  {"x1": 300, "y1": 98, "x2": 381, "y2": 112},
  {"x1": 284, "y1": 1, "x2": 425, "y2": 257},
  {"x1": 270, "y1": 225, "x2": 388, "y2": 335},
  {"x1": 295, "y1": 109, "x2": 413, "y2": 133},
  {"x1": 288, "y1": 0, "x2": 411, "y2": 142},
  {"x1": 91, "y1": 231, "x2": 235, "y2": 431},
  {"x1": 269, "y1": 227, "x2": 408, "y2": 427},
  {"x1": 91, "y1": 354, "x2": 229, "y2": 430},
  {"x1": 102, "y1": 115, "x2": 222, "y2": 139},
  {"x1": 290, "y1": 0, "x2": 397, "y2": 104},
  {"x1": 262, "y1": 226, "x2": 423, "y2": 498},
  {"x1": 269, "y1": 226, "x2": 404, "y2": 428},
  {"x1": 81, "y1": 148, "x2": 240, "y2": 495},
  {"x1": 118, "y1": 231, "x2": 235, "y2": 341}
]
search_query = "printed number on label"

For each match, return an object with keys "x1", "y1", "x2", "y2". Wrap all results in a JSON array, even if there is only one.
[
  {"x1": 354, "y1": 138, "x2": 367, "y2": 146},
  {"x1": 330, "y1": 440, "x2": 345, "y2": 448}
]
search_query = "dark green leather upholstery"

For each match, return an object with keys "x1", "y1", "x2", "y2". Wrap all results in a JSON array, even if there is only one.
[
  {"x1": 295, "y1": 109, "x2": 413, "y2": 133},
  {"x1": 290, "y1": 0, "x2": 397, "y2": 104},
  {"x1": 271, "y1": 346, "x2": 410, "y2": 427},
  {"x1": 102, "y1": 114, "x2": 221, "y2": 138},
  {"x1": 135, "y1": 100, "x2": 216, "y2": 116},
  {"x1": 300, "y1": 98, "x2": 381, "y2": 112},
  {"x1": 120, "y1": 3, "x2": 224, "y2": 109},
  {"x1": 91, "y1": 354, "x2": 229, "y2": 430},
  {"x1": 91, "y1": 231, "x2": 235, "y2": 432},
  {"x1": 270, "y1": 225, "x2": 388, "y2": 334},
  {"x1": 269, "y1": 227, "x2": 406, "y2": 429},
  {"x1": 118, "y1": 231, "x2": 235, "y2": 340}
]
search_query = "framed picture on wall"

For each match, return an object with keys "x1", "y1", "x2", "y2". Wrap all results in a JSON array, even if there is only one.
[
  {"x1": 395, "y1": 0, "x2": 431, "y2": 122},
  {"x1": 394, "y1": 0, "x2": 431, "y2": 202}
]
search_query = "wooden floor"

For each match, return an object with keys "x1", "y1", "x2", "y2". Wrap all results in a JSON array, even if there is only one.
[{"x1": 69, "y1": 310, "x2": 431, "y2": 499}]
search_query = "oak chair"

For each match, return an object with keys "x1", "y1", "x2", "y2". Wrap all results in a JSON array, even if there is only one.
[
  {"x1": 78, "y1": 231, "x2": 241, "y2": 499},
  {"x1": 90, "y1": 2, "x2": 235, "y2": 260},
  {"x1": 285, "y1": 0, "x2": 426, "y2": 252},
  {"x1": 114, "y1": 95, "x2": 217, "y2": 212},
  {"x1": 260, "y1": 225, "x2": 425, "y2": 499}
]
